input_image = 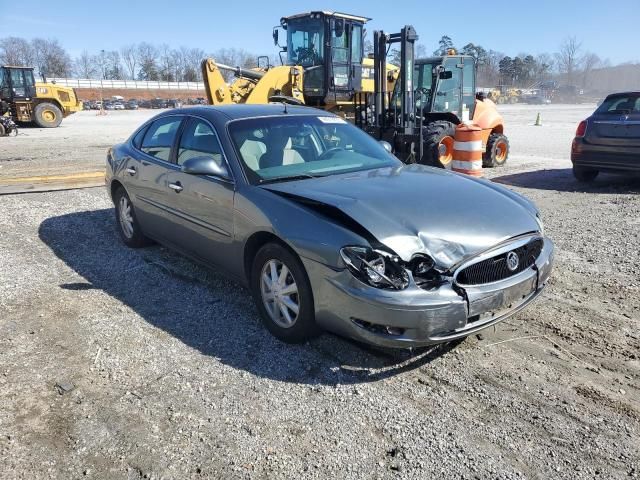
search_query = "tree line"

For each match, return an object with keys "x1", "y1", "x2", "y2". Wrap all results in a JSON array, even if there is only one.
[
  {"x1": 0, "y1": 37, "x2": 261, "y2": 83},
  {"x1": 0, "y1": 34, "x2": 631, "y2": 91},
  {"x1": 429, "y1": 35, "x2": 609, "y2": 89}
]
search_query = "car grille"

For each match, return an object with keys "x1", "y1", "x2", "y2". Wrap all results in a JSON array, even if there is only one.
[{"x1": 456, "y1": 238, "x2": 543, "y2": 286}]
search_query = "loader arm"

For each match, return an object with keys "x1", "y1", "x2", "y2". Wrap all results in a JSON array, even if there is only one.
[{"x1": 201, "y1": 58, "x2": 234, "y2": 105}]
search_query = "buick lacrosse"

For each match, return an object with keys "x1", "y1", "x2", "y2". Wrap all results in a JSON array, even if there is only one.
[{"x1": 106, "y1": 104, "x2": 553, "y2": 348}]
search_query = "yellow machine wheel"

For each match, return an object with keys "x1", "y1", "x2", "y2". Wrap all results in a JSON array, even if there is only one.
[{"x1": 34, "y1": 102, "x2": 63, "y2": 128}]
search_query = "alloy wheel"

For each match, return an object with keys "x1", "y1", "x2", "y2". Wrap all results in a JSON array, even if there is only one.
[
  {"x1": 260, "y1": 259, "x2": 300, "y2": 328},
  {"x1": 118, "y1": 196, "x2": 134, "y2": 239}
]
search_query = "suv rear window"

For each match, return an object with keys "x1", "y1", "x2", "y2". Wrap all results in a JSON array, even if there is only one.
[{"x1": 596, "y1": 95, "x2": 640, "y2": 114}]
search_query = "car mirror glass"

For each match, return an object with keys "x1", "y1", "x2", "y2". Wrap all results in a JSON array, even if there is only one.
[{"x1": 181, "y1": 156, "x2": 229, "y2": 179}]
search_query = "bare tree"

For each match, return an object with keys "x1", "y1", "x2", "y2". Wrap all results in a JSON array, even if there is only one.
[
  {"x1": 74, "y1": 50, "x2": 97, "y2": 78},
  {"x1": 105, "y1": 50, "x2": 123, "y2": 79},
  {"x1": 137, "y1": 42, "x2": 159, "y2": 80},
  {"x1": 580, "y1": 52, "x2": 601, "y2": 89},
  {"x1": 0, "y1": 37, "x2": 35, "y2": 66},
  {"x1": 120, "y1": 44, "x2": 138, "y2": 80},
  {"x1": 556, "y1": 37, "x2": 582, "y2": 86}
]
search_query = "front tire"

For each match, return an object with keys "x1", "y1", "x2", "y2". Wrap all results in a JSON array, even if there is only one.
[
  {"x1": 251, "y1": 243, "x2": 319, "y2": 343},
  {"x1": 420, "y1": 121, "x2": 456, "y2": 168},
  {"x1": 33, "y1": 102, "x2": 63, "y2": 128},
  {"x1": 483, "y1": 133, "x2": 510, "y2": 167},
  {"x1": 573, "y1": 166, "x2": 599, "y2": 182},
  {"x1": 113, "y1": 187, "x2": 151, "y2": 248}
]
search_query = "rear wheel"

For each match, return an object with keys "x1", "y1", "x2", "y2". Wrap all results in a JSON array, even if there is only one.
[
  {"x1": 33, "y1": 102, "x2": 63, "y2": 128},
  {"x1": 421, "y1": 121, "x2": 456, "y2": 168},
  {"x1": 251, "y1": 243, "x2": 319, "y2": 343},
  {"x1": 113, "y1": 187, "x2": 151, "y2": 248},
  {"x1": 573, "y1": 166, "x2": 599, "y2": 182},
  {"x1": 483, "y1": 133, "x2": 510, "y2": 167},
  {"x1": 0, "y1": 123, "x2": 5, "y2": 137}
]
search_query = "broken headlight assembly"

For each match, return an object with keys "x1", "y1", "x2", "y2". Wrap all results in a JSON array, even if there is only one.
[{"x1": 340, "y1": 246, "x2": 409, "y2": 290}]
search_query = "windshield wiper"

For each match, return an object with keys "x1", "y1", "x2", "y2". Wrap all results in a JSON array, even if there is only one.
[{"x1": 258, "y1": 173, "x2": 320, "y2": 185}]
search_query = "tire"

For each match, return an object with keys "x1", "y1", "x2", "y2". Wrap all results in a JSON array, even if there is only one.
[
  {"x1": 483, "y1": 133, "x2": 510, "y2": 168},
  {"x1": 33, "y1": 102, "x2": 63, "y2": 128},
  {"x1": 0, "y1": 123, "x2": 5, "y2": 137},
  {"x1": 420, "y1": 120, "x2": 456, "y2": 168},
  {"x1": 113, "y1": 186, "x2": 151, "y2": 248},
  {"x1": 251, "y1": 242, "x2": 320, "y2": 343},
  {"x1": 573, "y1": 166, "x2": 599, "y2": 182}
]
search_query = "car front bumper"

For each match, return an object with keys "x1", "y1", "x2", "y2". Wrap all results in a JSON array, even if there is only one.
[{"x1": 303, "y1": 237, "x2": 554, "y2": 348}]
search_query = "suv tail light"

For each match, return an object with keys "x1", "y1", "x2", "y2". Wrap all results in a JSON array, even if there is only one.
[{"x1": 575, "y1": 120, "x2": 587, "y2": 137}]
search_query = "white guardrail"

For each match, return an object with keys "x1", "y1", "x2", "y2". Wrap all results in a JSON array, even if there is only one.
[{"x1": 44, "y1": 78, "x2": 205, "y2": 91}]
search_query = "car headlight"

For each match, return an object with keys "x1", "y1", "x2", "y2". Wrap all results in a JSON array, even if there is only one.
[
  {"x1": 340, "y1": 246, "x2": 409, "y2": 290},
  {"x1": 535, "y1": 213, "x2": 544, "y2": 234}
]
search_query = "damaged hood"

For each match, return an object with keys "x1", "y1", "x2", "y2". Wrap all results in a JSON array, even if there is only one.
[{"x1": 262, "y1": 165, "x2": 541, "y2": 268}]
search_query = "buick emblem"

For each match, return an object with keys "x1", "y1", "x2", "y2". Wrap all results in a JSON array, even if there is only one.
[{"x1": 506, "y1": 251, "x2": 519, "y2": 272}]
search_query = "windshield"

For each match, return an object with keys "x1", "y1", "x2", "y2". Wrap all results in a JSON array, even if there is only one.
[
  {"x1": 229, "y1": 115, "x2": 400, "y2": 185},
  {"x1": 391, "y1": 61, "x2": 439, "y2": 112},
  {"x1": 595, "y1": 94, "x2": 640, "y2": 115},
  {"x1": 286, "y1": 17, "x2": 324, "y2": 67}
]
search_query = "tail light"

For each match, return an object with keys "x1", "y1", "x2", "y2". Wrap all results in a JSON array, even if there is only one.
[{"x1": 575, "y1": 120, "x2": 587, "y2": 137}]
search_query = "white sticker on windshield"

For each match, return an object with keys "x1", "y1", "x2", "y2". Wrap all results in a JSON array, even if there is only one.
[{"x1": 318, "y1": 116, "x2": 347, "y2": 124}]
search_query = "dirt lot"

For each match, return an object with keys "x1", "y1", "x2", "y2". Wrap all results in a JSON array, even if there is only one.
[{"x1": 0, "y1": 104, "x2": 638, "y2": 479}]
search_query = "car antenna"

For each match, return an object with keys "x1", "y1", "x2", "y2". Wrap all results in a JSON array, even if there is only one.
[{"x1": 281, "y1": 101, "x2": 288, "y2": 114}]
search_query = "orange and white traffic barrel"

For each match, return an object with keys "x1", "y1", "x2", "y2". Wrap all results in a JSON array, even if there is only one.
[{"x1": 452, "y1": 124, "x2": 483, "y2": 177}]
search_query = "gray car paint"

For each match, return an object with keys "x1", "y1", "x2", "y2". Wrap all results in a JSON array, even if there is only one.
[{"x1": 106, "y1": 105, "x2": 553, "y2": 348}]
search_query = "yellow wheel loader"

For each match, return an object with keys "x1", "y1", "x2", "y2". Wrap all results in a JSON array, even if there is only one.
[
  {"x1": 201, "y1": 11, "x2": 398, "y2": 115},
  {"x1": 0, "y1": 66, "x2": 82, "y2": 128}
]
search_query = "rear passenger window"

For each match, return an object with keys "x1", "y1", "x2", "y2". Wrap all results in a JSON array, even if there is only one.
[
  {"x1": 140, "y1": 116, "x2": 183, "y2": 161},
  {"x1": 177, "y1": 118, "x2": 225, "y2": 167}
]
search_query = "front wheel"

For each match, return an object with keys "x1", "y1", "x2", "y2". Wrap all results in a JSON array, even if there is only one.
[
  {"x1": 420, "y1": 121, "x2": 456, "y2": 168},
  {"x1": 251, "y1": 243, "x2": 319, "y2": 343},
  {"x1": 33, "y1": 102, "x2": 63, "y2": 128}
]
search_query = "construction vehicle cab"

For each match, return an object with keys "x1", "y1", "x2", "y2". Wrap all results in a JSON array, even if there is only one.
[
  {"x1": 0, "y1": 65, "x2": 81, "y2": 128},
  {"x1": 357, "y1": 27, "x2": 508, "y2": 168},
  {"x1": 274, "y1": 11, "x2": 367, "y2": 108}
]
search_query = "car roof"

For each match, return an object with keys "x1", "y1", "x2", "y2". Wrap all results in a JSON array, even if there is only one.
[
  {"x1": 604, "y1": 91, "x2": 640, "y2": 98},
  {"x1": 167, "y1": 104, "x2": 334, "y2": 121}
]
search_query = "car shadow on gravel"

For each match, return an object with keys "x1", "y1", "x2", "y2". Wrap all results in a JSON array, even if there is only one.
[
  {"x1": 493, "y1": 168, "x2": 640, "y2": 193},
  {"x1": 39, "y1": 208, "x2": 459, "y2": 385}
]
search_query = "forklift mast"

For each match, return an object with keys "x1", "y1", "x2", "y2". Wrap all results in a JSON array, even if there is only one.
[{"x1": 372, "y1": 26, "x2": 418, "y2": 133}]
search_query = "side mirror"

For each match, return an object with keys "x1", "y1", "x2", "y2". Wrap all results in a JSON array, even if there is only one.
[
  {"x1": 181, "y1": 156, "x2": 229, "y2": 179},
  {"x1": 272, "y1": 29, "x2": 279, "y2": 46},
  {"x1": 439, "y1": 71, "x2": 453, "y2": 80},
  {"x1": 379, "y1": 140, "x2": 393, "y2": 153},
  {"x1": 335, "y1": 19, "x2": 345, "y2": 37}
]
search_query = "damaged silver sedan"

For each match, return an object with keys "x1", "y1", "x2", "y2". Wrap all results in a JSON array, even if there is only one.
[{"x1": 106, "y1": 105, "x2": 553, "y2": 348}]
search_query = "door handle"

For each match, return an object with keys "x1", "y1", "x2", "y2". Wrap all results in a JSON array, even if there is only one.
[
  {"x1": 126, "y1": 166, "x2": 137, "y2": 176},
  {"x1": 168, "y1": 182, "x2": 183, "y2": 193}
]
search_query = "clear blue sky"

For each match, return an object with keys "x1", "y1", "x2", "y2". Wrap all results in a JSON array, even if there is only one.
[{"x1": 1, "y1": 0, "x2": 639, "y2": 65}]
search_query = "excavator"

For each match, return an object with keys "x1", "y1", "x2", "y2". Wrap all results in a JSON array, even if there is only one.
[{"x1": 201, "y1": 11, "x2": 398, "y2": 115}]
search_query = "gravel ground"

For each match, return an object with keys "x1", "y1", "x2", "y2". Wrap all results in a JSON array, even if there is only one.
[{"x1": 0, "y1": 104, "x2": 639, "y2": 479}]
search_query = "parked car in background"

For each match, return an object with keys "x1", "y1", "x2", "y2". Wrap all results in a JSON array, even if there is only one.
[
  {"x1": 138, "y1": 99, "x2": 152, "y2": 109},
  {"x1": 125, "y1": 100, "x2": 139, "y2": 110},
  {"x1": 106, "y1": 105, "x2": 553, "y2": 348},
  {"x1": 113, "y1": 102, "x2": 125, "y2": 110},
  {"x1": 92, "y1": 101, "x2": 103, "y2": 110},
  {"x1": 103, "y1": 102, "x2": 115, "y2": 110},
  {"x1": 167, "y1": 99, "x2": 182, "y2": 108},
  {"x1": 151, "y1": 98, "x2": 168, "y2": 109},
  {"x1": 571, "y1": 91, "x2": 640, "y2": 181}
]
